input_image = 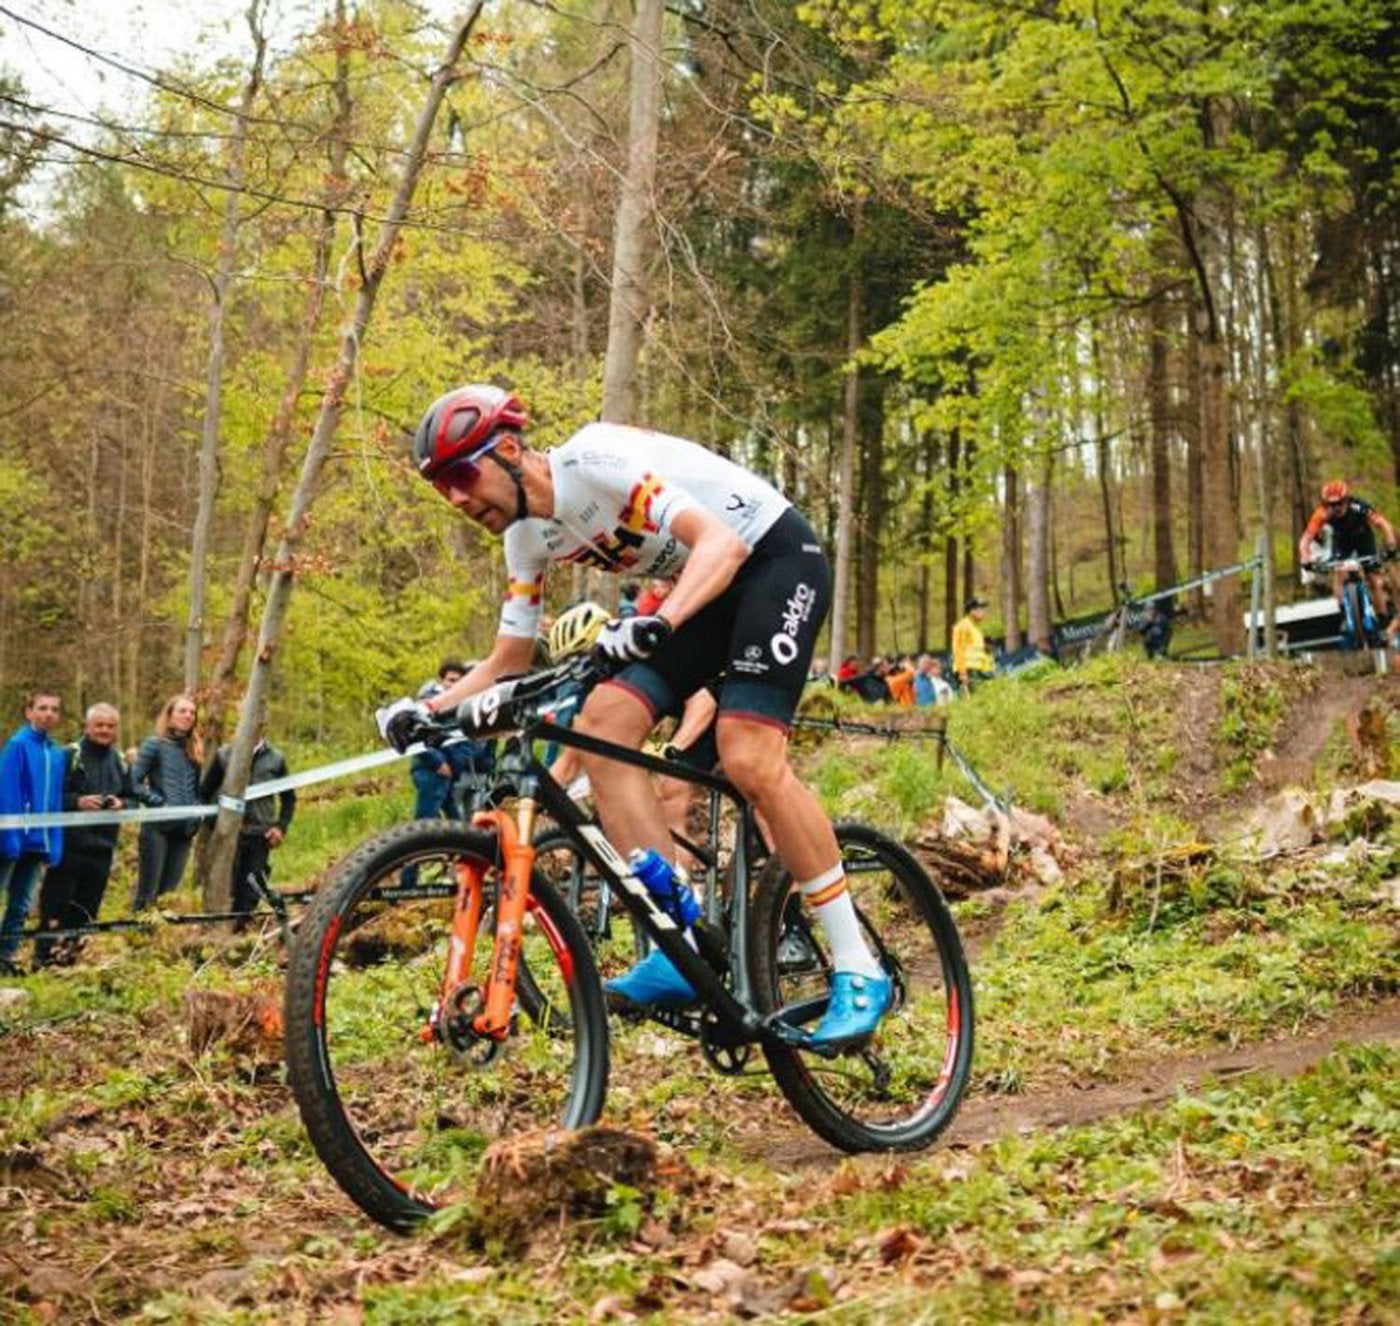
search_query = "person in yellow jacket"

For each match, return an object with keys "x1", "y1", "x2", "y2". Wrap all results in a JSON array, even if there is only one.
[{"x1": 952, "y1": 596, "x2": 996, "y2": 692}]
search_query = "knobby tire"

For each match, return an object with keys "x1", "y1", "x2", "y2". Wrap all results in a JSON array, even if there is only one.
[
  {"x1": 284, "y1": 820, "x2": 609, "y2": 1231},
  {"x1": 749, "y1": 821, "x2": 974, "y2": 1152}
]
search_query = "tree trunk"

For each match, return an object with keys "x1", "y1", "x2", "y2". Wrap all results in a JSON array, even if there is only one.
[
  {"x1": 829, "y1": 249, "x2": 862, "y2": 672},
  {"x1": 856, "y1": 373, "x2": 884, "y2": 660},
  {"x1": 1000, "y1": 462, "x2": 1022, "y2": 651},
  {"x1": 600, "y1": 0, "x2": 664, "y2": 424},
  {"x1": 916, "y1": 432, "x2": 936, "y2": 652},
  {"x1": 1269, "y1": 221, "x2": 1312, "y2": 564},
  {"x1": 1253, "y1": 222, "x2": 1277, "y2": 655},
  {"x1": 961, "y1": 434, "x2": 976, "y2": 602},
  {"x1": 1148, "y1": 286, "x2": 1177, "y2": 591},
  {"x1": 205, "y1": 1, "x2": 350, "y2": 747},
  {"x1": 183, "y1": 3, "x2": 267, "y2": 691},
  {"x1": 1184, "y1": 294, "x2": 1206, "y2": 617},
  {"x1": 943, "y1": 427, "x2": 960, "y2": 651},
  {"x1": 1026, "y1": 450, "x2": 1053, "y2": 651},
  {"x1": 202, "y1": 4, "x2": 484, "y2": 910}
]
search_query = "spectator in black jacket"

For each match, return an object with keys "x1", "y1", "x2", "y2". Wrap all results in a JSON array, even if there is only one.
[
  {"x1": 200, "y1": 731, "x2": 296, "y2": 928},
  {"x1": 131, "y1": 694, "x2": 204, "y2": 910},
  {"x1": 34, "y1": 703, "x2": 144, "y2": 966}
]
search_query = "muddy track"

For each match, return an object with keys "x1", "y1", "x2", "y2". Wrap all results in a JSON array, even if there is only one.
[{"x1": 753, "y1": 996, "x2": 1400, "y2": 1170}]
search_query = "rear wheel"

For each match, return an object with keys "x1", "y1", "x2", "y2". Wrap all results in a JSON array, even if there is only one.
[
  {"x1": 284, "y1": 821, "x2": 609, "y2": 1231},
  {"x1": 749, "y1": 822, "x2": 974, "y2": 1152}
]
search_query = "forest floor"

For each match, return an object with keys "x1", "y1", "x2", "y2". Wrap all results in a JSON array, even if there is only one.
[{"x1": 2, "y1": 656, "x2": 1397, "y2": 1323}]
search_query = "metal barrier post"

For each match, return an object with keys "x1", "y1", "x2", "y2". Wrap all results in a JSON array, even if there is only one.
[{"x1": 1248, "y1": 536, "x2": 1263, "y2": 660}]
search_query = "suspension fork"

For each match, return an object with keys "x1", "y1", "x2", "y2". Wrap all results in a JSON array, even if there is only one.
[
  {"x1": 432, "y1": 853, "x2": 488, "y2": 1038},
  {"x1": 470, "y1": 797, "x2": 539, "y2": 1039}
]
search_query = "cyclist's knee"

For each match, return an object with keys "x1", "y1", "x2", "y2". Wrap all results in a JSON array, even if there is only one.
[
  {"x1": 575, "y1": 683, "x2": 652, "y2": 747},
  {"x1": 714, "y1": 720, "x2": 791, "y2": 800}
]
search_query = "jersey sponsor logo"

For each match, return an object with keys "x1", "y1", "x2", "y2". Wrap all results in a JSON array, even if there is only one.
[
  {"x1": 577, "y1": 448, "x2": 629, "y2": 471},
  {"x1": 560, "y1": 534, "x2": 639, "y2": 572},
  {"x1": 802, "y1": 542, "x2": 822, "y2": 554},
  {"x1": 771, "y1": 581, "x2": 816, "y2": 665},
  {"x1": 556, "y1": 479, "x2": 668, "y2": 572},
  {"x1": 646, "y1": 536, "x2": 680, "y2": 575},
  {"x1": 734, "y1": 641, "x2": 770, "y2": 675}
]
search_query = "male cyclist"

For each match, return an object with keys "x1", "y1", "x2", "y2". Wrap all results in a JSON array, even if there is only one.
[
  {"x1": 1298, "y1": 480, "x2": 1399, "y2": 643},
  {"x1": 382, "y1": 385, "x2": 890, "y2": 1047}
]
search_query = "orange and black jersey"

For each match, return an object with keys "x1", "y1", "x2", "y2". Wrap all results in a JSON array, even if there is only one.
[{"x1": 1303, "y1": 497, "x2": 1384, "y2": 557}]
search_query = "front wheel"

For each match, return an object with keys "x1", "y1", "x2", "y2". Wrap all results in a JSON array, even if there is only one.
[
  {"x1": 749, "y1": 822, "x2": 974, "y2": 1152},
  {"x1": 284, "y1": 821, "x2": 609, "y2": 1231}
]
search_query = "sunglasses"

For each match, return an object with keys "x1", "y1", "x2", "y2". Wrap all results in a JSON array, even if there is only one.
[
  {"x1": 431, "y1": 438, "x2": 502, "y2": 499},
  {"x1": 1325, "y1": 499, "x2": 1346, "y2": 509}
]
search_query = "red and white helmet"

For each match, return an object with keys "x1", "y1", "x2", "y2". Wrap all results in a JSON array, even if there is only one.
[
  {"x1": 1320, "y1": 479, "x2": 1349, "y2": 504},
  {"x1": 412, "y1": 384, "x2": 528, "y2": 481}
]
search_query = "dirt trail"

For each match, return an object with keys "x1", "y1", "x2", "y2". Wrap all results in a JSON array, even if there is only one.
[
  {"x1": 755, "y1": 997, "x2": 1400, "y2": 1170},
  {"x1": 1252, "y1": 668, "x2": 1397, "y2": 794}
]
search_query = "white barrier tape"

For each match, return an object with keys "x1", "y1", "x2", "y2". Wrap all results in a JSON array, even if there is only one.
[
  {"x1": 0, "y1": 738, "x2": 457, "y2": 832},
  {"x1": 0, "y1": 803, "x2": 217, "y2": 830}
]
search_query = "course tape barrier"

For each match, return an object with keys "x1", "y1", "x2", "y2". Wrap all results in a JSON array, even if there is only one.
[{"x1": 0, "y1": 740, "x2": 430, "y2": 833}]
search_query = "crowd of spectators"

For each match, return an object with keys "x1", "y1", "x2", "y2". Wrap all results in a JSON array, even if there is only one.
[
  {"x1": 818, "y1": 596, "x2": 1063, "y2": 706},
  {"x1": 0, "y1": 687, "x2": 296, "y2": 974}
]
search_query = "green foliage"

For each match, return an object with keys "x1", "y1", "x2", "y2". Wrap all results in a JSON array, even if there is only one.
[
  {"x1": 806, "y1": 1044, "x2": 1399, "y2": 1321},
  {"x1": 1215, "y1": 663, "x2": 1295, "y2": 793},
  {"x1": 972, "y1": 854, "x2": 1398, "y2": 1088}
]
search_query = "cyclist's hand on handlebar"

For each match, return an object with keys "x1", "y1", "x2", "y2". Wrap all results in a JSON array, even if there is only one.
[
  {"x1": 594, "y1": 614, "x2": 673, "y2": 663},
  {"x1": 377, "y1": 697, "x2": 437, "y2": 753}
]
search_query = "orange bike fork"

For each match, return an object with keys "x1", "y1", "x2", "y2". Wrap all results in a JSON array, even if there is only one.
[
  {"x1": 429, "y1": 855, "x2": 487, "y2": 1041},
  {"x1": 468, "y1": 799, "x2": 538, "y2": 1040}
]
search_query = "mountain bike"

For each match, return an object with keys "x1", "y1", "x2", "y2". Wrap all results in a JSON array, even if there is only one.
[
  {"x1": 284, "y1": 649, "x2": 975, "y2": 1231},
  {"x1": 1306, "y1": 552, "x2": 1392, "y2": 650}
]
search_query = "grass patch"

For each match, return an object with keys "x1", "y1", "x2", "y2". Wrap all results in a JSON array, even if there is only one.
[
  {"x1": 971, "y1": 853, "x2": 1399, "y2": 1087},
  {"x1": 1215, "y1": 662, "x2": 1301, "y2": 793}
]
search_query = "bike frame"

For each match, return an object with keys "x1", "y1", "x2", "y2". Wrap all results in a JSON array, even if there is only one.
[
  {"x1": 1315, "y1": 553, "x2": 1385, "y2": 648},
  {"x1": 437, "y1": 716, "x2": 799, "y2": 1050}
]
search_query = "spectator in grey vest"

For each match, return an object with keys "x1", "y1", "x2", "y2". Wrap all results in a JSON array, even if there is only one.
[
  {"x1": 131, "y1": 693, "x2": 204, "y2": 910},
  {"x1": 34, "y1": 703, "x2": 144, "y2": 966},
  {"x1": 200, "y1": 730, "x2": 296, "y2": 929}
]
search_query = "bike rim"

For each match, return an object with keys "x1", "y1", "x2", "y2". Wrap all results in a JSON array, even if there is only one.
[
  {"x1": 311, "y1": 844, "x2": 595, "y2": 1210},
  {"x1": 771, "y1": 838, "x2": 969, "y2": 1139}
]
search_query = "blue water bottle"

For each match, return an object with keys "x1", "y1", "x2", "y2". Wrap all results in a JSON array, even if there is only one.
[{"x1": 628, "y1": 848, "x2": 701, "y2": 928}]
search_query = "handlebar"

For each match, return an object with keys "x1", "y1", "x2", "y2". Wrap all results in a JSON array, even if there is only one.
[
  {"x1": 1303, "y1": 551, "x2": 1390, "y2": 573},
  {"x1": 426, "y1": 620, "x2": 670, "y2": 744}
]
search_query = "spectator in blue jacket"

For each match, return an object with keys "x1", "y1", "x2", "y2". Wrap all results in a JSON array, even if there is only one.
[{"x1": 0, "y1": 689, "x2": 66, "y2": 974}]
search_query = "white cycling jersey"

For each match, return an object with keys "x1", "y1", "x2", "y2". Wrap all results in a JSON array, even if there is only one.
[{"x1": 497, "y1": 423, "x2": 789, "y2": 638}]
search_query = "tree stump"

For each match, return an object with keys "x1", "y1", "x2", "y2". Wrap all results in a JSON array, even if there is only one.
[
  {"x1": 473, "y1": 1126, "x2": 659, "y2": 1248},
  {"x1": 185, "y1": 987, "x2": 283, "y2": 1066}
]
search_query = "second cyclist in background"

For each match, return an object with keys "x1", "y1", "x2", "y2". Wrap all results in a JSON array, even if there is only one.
[{"x1": 1299, "y1": 479, "x2": 1399, "y2": 644}]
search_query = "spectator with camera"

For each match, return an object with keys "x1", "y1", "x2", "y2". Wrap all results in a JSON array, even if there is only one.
[{"x1": 34, "y1": 703, "x2": 145, "y2": 966}]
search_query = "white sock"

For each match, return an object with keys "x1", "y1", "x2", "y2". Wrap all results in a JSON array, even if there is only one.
[{"x1": 799, "y1": 865, "x2": 882, "y2": 978}]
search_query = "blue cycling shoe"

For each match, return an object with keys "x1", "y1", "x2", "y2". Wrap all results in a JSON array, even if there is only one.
[
  {"x1": 604, "y1": 947, "x2": 697, "y2": 1010},
  {"x1": 809, "y1": 971, "x2": 893, "y2": 1048}
]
